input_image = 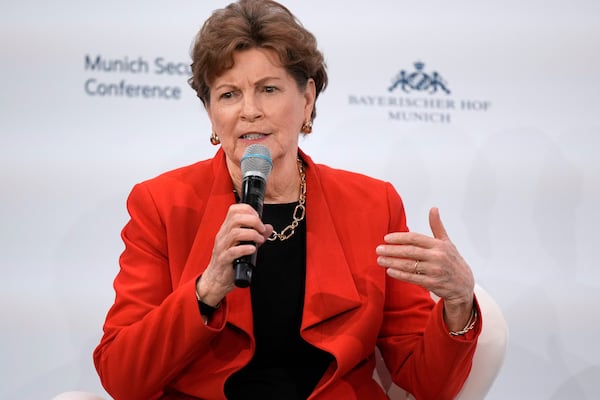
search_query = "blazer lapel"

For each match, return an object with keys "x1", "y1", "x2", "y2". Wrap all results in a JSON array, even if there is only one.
[{"x1": 300, "y1": 153, "x2": 361, "y2": 331}]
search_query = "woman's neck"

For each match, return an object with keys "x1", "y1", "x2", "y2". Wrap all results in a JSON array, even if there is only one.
[{"x1": 263, "y1": 158, "x2": 301, "y2": 204}]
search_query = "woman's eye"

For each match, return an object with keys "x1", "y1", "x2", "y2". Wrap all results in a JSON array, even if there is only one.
[
  {"x1": 220, "y1": 91, "x2": 234, "y2": 99},
  {"x1": 264, "y1": 86, "x2": 277, "y2": 93}
]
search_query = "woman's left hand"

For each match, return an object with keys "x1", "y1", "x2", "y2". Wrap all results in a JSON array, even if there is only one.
[{"x1": 376, "y1": 207, "x2": 475, "y2": 331}]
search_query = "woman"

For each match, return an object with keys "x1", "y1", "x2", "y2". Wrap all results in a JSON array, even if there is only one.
[{"x1": 93, "y1": 1, "x2": 481, "y2": 399}]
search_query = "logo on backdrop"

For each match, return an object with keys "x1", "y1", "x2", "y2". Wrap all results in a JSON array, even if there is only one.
[
  {"x1": 348, "y1": 60, "x2": 491, "y2": 124},
  {"x1": 83, "y1": 54, "x2": 191, "y2": 100},
  {"x1": 388, "y1": 62, "x2": 451, "y2": 95}
]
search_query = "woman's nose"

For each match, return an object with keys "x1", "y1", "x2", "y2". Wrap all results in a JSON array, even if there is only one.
[{"x1": 240, "y1": 95, "x2": 263, "y2": 122}]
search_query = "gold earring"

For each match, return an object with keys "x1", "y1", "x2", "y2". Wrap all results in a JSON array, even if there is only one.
[
  {"x1": 210, "y1": 131, "x2": 220, "y2": 145},
  {"x1": 301, "y1": 120, "x2": 313, "y2": 134}
]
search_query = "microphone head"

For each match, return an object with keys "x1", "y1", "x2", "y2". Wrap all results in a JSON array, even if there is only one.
[{"x1": 241, "y1": 144, "x2": 273, "y2": 180}]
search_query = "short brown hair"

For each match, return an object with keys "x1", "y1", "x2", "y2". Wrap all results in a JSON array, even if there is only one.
[{"x1": 188, "y1": 0, "x2": 328, "y2": 121}]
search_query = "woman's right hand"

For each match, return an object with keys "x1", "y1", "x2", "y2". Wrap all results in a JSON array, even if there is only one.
[{"x1": 196, "y1": 203, "x2": 273, "y2": 306}]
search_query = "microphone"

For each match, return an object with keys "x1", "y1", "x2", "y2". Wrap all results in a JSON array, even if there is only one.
[{"x1": 233, "y1": 144, "x2": 273, "y2": 288}]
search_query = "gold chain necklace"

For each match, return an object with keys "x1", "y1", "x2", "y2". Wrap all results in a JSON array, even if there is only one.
[{"x1": 268, "y1": 159, "x2": 306, "y2": 241}]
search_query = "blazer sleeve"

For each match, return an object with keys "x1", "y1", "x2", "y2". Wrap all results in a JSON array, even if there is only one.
[
  {"x1": 93, "y1": 183, "x2": 226, "y2": 400},
  {"x1": 377, "y1": 182, "x2": 482, "y2": 400}
]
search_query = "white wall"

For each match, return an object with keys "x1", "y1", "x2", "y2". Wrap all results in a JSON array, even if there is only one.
[{"x1": 1, "y1": 1, "x2": 599, "y2": 398}]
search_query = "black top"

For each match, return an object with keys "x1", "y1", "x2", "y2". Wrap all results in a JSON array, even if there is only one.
[{"x1": 224, "y1": 202, "x2": 332, "y2": 400}]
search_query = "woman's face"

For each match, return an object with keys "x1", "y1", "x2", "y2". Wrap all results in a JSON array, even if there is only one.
[{"x1": 207, "y1": 48, "x2": 315, "y2": 170}]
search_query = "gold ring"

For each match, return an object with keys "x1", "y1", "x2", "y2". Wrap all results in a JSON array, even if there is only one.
[{"x1": 413, "y1": 260, "x2": 420, "y2": 274}]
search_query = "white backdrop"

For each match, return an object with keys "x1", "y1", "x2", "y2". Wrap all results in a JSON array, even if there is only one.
[{"x1": 1, "y1": 1, "x2": 599, "y2": 399}]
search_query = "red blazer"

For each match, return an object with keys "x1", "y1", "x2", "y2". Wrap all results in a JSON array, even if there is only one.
[{"x1": 94, "y1": 149, "x2": 480, "y2": 400}]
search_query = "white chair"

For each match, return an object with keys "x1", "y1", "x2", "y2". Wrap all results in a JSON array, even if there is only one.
[{"x1": 374, "y1": 283, "x2": 509, "y2": 399}]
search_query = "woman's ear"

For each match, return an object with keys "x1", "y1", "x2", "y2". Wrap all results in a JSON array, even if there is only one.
[{"x1": 304, "y1": 78, "x2": 317, "y2": 117}]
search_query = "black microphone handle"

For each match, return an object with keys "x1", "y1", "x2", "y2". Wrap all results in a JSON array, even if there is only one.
[
  {"x1": 233, "y1": 248, "x2": 256, "y2": 288},
  {"x1": 233, "y1": 175, "x2": 267, "y2": 288}
]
